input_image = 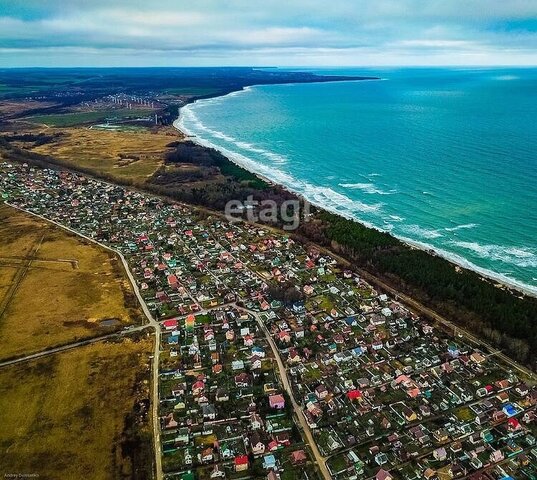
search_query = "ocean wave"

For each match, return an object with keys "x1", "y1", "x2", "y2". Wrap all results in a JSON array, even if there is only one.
[
  {"x1": 181, "y1": 106, "x2": 288, "y2": 164},
  {"x1": 444, "y1": 223, "x2": 478, "y2": 232},
  {"x1": 339, "y1": 182, "x2": 397, "y2": 195},
  {"x1": 494, "y1": 75, "x2": 519, "y2": 81},
  {"x1": 451, "y1": 241, "x2": 537, "y2": 268},
  {"x1": 401, "y1": 224, "x2": 443, "y2": 239},
  {"x1": 398, "y1": 236, "x2": 537, "y2": 296},
  {"x1": 301, "y1": 185, "x2": 383, "y2": 215},
  {"x1": 175, "y1": 111, "x2": 382, "y2": 223},
  {"x1": 174, "y1": 91, "x2": 537, "y2": 297}
]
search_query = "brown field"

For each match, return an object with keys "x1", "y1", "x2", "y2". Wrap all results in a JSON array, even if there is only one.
[
  {"x1": 0, "y1": 204, "x2": 143, "y2": 361},
  {"x1": 0, "y1": 100, "x2": 59, "y2": 118},
  {"x1": 29, "y1": 125, "x2": 179, "y2": 182},
  {"x1": 0, "y1": 336, "x2": 153, "y2": 480}
]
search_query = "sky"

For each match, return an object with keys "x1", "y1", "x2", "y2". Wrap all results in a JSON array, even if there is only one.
[{"x1": 0, "y1": 0, "x2": 536, "y2": 67}]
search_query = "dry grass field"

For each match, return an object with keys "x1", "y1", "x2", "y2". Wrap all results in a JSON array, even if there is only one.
[
  {"x1": 0, "y1": 336, "x2": 153, "y2": 480},
  {"x1": 0, "y1": 204, "x2": 143, "y2": 360},
  {"x1": 29, "y1": 125, "x2": 179, "y2": 182}
]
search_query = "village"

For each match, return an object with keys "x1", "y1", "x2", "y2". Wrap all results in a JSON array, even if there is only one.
[{"x1": 1, "y1": 161, "x2": 536, "y2": 480}]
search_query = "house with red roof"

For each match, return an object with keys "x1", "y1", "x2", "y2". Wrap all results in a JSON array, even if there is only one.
[
  {"x1": 167, "y1": 274, "x2": 179, "y2": 288},
  {"x1": 234, "y1": 455, "x2": 249, "y2": 472},
  {"x1": 347, "y1": 389, "x2": 362, "y2": 401},
  {"x1": 163, "y1": 319, "x2": 178, "y2": 330},
  {"x1": 269, "y1": 394, "x2": 285, "y2": 409}
]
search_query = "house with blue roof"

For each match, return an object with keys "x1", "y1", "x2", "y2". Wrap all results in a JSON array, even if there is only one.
[
  {"x1": 263, "y1": 454, "x2": 277, "y2": 470},
  {"x1": 503, "y1": 403, "x2": 517, "y2": 417}
]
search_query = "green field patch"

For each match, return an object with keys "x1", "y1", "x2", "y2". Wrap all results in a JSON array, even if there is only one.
[{"x1": 26, "y1": 108, "x2": 154, "y2": 127}]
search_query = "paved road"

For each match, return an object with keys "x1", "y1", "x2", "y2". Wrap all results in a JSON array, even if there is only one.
[
  {"x1": 6, "y1": 204, "x2": 164, "y2": 480},
  {"x1": 238, "y1": 306, "x2": 332, "y2": 480},
  {"x1": 8, "y1": 201, "x2": 535, "y2": 480},
  {"x1": 0, "y1": 327, "x2": 148, "y2": 368}
]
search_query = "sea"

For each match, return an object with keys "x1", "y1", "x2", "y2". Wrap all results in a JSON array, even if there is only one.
[{"x1": 176, "y1": 67, "x2": 537, "y2": 295}]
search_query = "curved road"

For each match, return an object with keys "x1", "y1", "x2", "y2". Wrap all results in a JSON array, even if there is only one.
[{"x1": 6, "y1": 204, "x2": 164, "y2": 480}]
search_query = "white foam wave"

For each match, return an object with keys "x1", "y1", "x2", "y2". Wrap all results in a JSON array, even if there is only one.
[
  {"x1": 339, "y1": 182, "x2": 396, "y2": 195},
  {"x1": 444, "y1": 223, "x2": 478, "y2": 232},
  {"x1": 180, "y1": 105, "x2": 288, "y2": 164},
  {"x1": 301, "y1": 185, "x2": 383, "y2": 215},
  {"x1": 175, "y1": 108, "x2": 382, "y2": 224},
  {"x1": 402, "y1": 224, "x2": 443, "y2": 239},
  {"x1": 494, "y1": 75, "x2": 519, "y2": 81},
  {"x1": 399, "y1": 236, "x2": 537, "y2": 296},
  {"x1": 451, "y1": 241, "x2": 537, "y2": 268},
  {"x1": 174, "y1": 94, "x2": 537, "y2": 298}
]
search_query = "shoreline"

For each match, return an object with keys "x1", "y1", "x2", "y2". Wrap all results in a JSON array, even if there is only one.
[{"x1": 173, "y1": 84, "x2": 537, "y2": 299}]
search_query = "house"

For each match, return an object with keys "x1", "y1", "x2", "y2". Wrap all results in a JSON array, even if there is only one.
[
  {"x1": 267, "y1": 472, "x2": 279, "y2": 480},
  {"x1": 167, "y1": 274, "x2": 179, "y2": 288},
  {"x1": 192, "y1": 380, "x2": 205, "y2": 396},
  {"x1": 175, "y1": 427, "x2": 189, "y2": 445},
  {"x1": 278, "y1": 331, "x2": 291, "y2": 343},
  {"x1": 376, "y1": 469, "x2": 393, "y2": 480},
  {"x1": 201, "y1": 447, "x2": 214, "y2": 463},
  {"x1": 235, "y1": 372, "x2": 252, "y2": 388},
  {"x1": 204, "y1": 328, "x2": 215, "y2": 341},
  {"x1": 234, "y1": 455, "x2": 249, "y2": 472},
  {"x1": 263, "y1": 454, "x2": 277, "y2": 470},
  {"x1": 327, "y1": 435, "x2": 341, "y2": 451},
  {"x1": 275, "y1": 432, "x2": 291, "y2": 446},
  {"x1": 515, "y1": 383, "x2": 529, "y2": 397},
  {"x1": 252, "y1": 345, "x2": 266, "y2": 358},
  {"x1": 490, "y1": 449, "x2": 504, "y2": 463},
  {"x1": 220, "y1": 442, "x2": 233, "y2": 460},
  {"x1": 269, "y1": 394, "x2": 286, "y2": 409},
  {"x1": 288, "y1": 349, "x2": 301, "y2": 364},
  {"x1": 290, "y1": 449, "x2": 307, "y2": 465},
  {"x1": 470, "y1": 352, "x2": 486, "y2": 364},
  {"x1": 423, "y1": 468, "x2": 437, "y2": 480},
  {"x1": 315, "y1": 384, "x2": 329, "y2": 400},
  {"x1": 508, "y1": 417, "x2": 521, "y2": 432},
  {"x1": 250, "y1": 413, "x2": 263, "y2": 430},
  {"x1": 375, "y1": 453, "x2": 388, "y2": 465},
  {"x1": 202, "y1": 404, "x2": 216, "y2": 420},
  {"x1": 225, "y1": 329, "x2": 235, "y2": 341},
  {"x1": 402, "y1": 406, "x2": 417, "y2": 422},
  {"x1": 163, "y1": 319, "x2": 178, "y2": 330},
  {"x1": 162, "y1": 413, "x2": 178, "y2": 429},
  {"x1": 503, "y1": 403, "x2": 517, "y2": 417},
  {"x1": 251, "y1": 355, "x2": 262, "y2": 370},
  {"x1": 184, "y1": 449, "x2": 193, "y2": 465},
  {"x1": 433, "y1": 447, "x2": 447, "y2": 461},
  {"x1": 210, "y1": 464, "x2": 225, "y2": 478},
  {"x1": 216, "y1": 388, "x2": 229, "y2": 402},
  {"x1": 232, "y1": 360, "x2": 245, "y2": 371},
  {"x1": 347, "y1": 389, "x2": 362, "y2": 401},
  {"x1": 250, "y1": 433, "x2": 266, "y2": 456}
]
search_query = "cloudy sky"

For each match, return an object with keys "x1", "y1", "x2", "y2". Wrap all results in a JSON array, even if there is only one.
[{"x1": 0, "y1": 0, "x2": 536, "y2": 67}]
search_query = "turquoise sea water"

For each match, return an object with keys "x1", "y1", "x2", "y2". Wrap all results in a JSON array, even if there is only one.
[{"x1": 177, "y1": 68, "x2": 537, "y2": 295}]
